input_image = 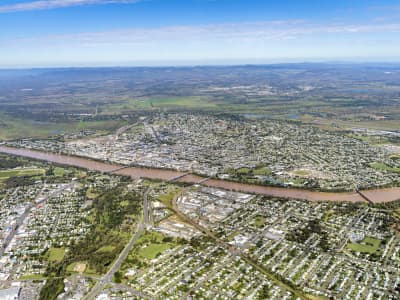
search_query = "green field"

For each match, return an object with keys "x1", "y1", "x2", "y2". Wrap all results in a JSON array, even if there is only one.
[
  {"x1": 86, "y1": 188, "x2": 100, "y2": 199},
  {"x1": 254, "y1": 216, "x2": 265, "y2": 227},
  {"x1": 0, "y1": 168, "x2": 45, "y2": 179},
  {"x1": 66, "y1": 262, "x2": 78, "y2": 272},
  {"x1": 138, "y1": 243, "x2": 172, "y2": 259},
  {"x1": 120, "y1": 200, "x2": 130, "y2": 207},
  {"x1": 0, "y1": 113, "x2": 76, "y2": 140},
  {"x1": 300, "y1": 115, "x2": 400, "y2": 132},
  {"x1": 0, "y1": 113, "x2": 123, "y2": 140},
  {"x1": 103, "y1": 96, "x2": 219, "y2": 114},
  {"x1": 236, "y1": 167, "x2": 252, "y2": 175},
  {"x1": 48, "y1": 247, "x2": 66, "y2": 262},
  {"x1": 53, "y1": 167, "x2": 66, "y2": 176},
  {"x1": 347, "y1": 237, "x2": 381, "y2": 254},
  {"x1": 293, "y1": 170, "x2": 311, "y2": 177},
  {"x1": 132, "y1": 96, "x2": 217, "y2": 110},
  {"x1": 253, "y1": 167, "x2": 273, "y2": 176},
  {"x1": 66, "y1": 261, "x2": 87, "y2": 273},
  {"x1": 96, "y1": 245, "x2": 116, "y2": 253},
  {"x1": 370, "y1": 162, "x2": 400, "y2": 173},
  {"x1": 123, "y1": 231, "x2": 178, "y2": 265},
  {"x1": 20, "y1": 274, "x2": 45, "y2": 280},
  {"x1": 227, "y1": 166, "x2": 272, "y2": 178},
  {"x1": 158, "y1": 187, "x2": 182, "y2": 208}
]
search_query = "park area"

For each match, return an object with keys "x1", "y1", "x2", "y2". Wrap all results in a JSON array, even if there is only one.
[
  {"x1": 47, "y1": 247, "x2": 66, "y2": 262},
  {"x1": 0, "y1": 167, "x2": 45, "y2": 181},
  {"x1": 347, "y1": 237, "x2": 382, "y2": 254},
  {"x1": 137, "y1": 231, "x2": 176, "y2": 260}
]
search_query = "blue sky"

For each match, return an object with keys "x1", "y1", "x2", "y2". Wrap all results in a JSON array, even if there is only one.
[{"x1": 1, "y1": 0, "x2": 400, "y2": 67}]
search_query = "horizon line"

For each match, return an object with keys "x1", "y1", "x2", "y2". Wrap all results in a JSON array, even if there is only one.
[{"x1": 2, "y1": 59, "x2": 400, "y2": 70}]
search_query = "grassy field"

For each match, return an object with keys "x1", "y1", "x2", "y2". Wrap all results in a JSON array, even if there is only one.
[
  {"x1": 300, "y1": 115, "x2": 400, "y2": 132},
  {"x1": 66, "y1": 262, "x2": 78, "y2": 272},
  {"x1": 347, "y1": 237, "x2": 381, "y2": 254},
  {"x1": 236, "y1": 167, "x2": 252, "y2": 175},
  {"x1": 82, "y1": 264, "x2": 100, "y2": 276},
  {"x1": 370, "y1": 162, "x2": 400, "y2": 173},
  {"x1": 0, "y1": 168, "x2": 45, "y2": 179},
  {"x1": 96, "y1": 245, "x2": 116, "y2": 253},
  {"x1": 227, "y1": 166, "x2": 272, "y2": 178},
  {"x1": 66, "y1": 262, "x2": 87, "y2": 273},
  {"x1": 293, "y1": 170, "x2": 311, "y2": 177},
  {"x1": 86, "y1": 188, "x2": 100, "y2": 199},
  {"x1": 48, "y1": 247, "x2": 66, "y2": 262},
  {"x1": 20, "y1": 274, "x2": 46, "y2": 280},
  {"x1": 53, "y1": 167, "x2": 66, "y2": 176},
  {"x1": 138, "y1": 243, "x2": 172, "y2": 259},
  {"x1": 138, "y1": 96, "x2": 217, "y2": 109},
  {"x1": 253, "y1": 167, "x2": 273, "y2": 176},
  {"x1": 158, "y1": 187, "x2": 182, "y2": 208},
  {"x1": 103, "y1": 96, "x2": 219, "y2": 114},
  {"x1": 120, "y1": 200, "x2": 130, "y2": 207},
  {"x1": 139, "y1": 97, "x2": 217, "y2": 109},
  {"x1": 123, "y1": 231, "x2": 178, "y2": 266},
  {"x1": 254, "y1": 216, "x2": 265, "y2": 228},
  {"x1": 0, "y1": 113, "x2": 124, "y2": 140},
  {"x1": 0, "y1": 113, "x2": 77, "y2": 140}
]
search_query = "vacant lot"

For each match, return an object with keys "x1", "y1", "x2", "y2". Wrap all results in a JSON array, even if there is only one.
[{"x1": 67, "y1": 262, "x2": 87, "y2": 273}]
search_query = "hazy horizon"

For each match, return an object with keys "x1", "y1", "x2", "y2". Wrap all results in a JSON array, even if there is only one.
[
  {"x1": 3, "y1": 59, "x2": 400, "y2": 70},
  {"x1": 1, "y1": 0, "x2": 400, "y2": 68}
]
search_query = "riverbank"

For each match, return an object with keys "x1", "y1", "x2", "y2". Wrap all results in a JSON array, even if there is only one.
[{"x1": 1, "y1": 145, "x2": 399, "y2": 203}]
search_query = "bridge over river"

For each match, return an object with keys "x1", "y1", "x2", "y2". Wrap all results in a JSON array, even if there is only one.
[{"x1": 1, "y1": 146, "x2": 399, "y2": 204}]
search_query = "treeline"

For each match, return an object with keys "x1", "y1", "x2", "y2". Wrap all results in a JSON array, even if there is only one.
[
  {"x1": 0, "y1": 156, "x2": 24, "y2": 169},
  {"x1": 94, "y1": 187, "x2": 141, "y2": 228},
  {"x1": 3, "y1": 176, "x2": 36, "y2": 189},
  {"x1": 286, "y1": 219, "x2": 322, "y2": 244},
  {"x1": 286, "y1": 219, "x2": 329, "y2": 251},
  {"x1": 39, "y1": 278, "x2": 65, "y2": 300},
  {"x1": 69, "y1": 187, "x2": 142, "y2": 274},
  {"x1": 371, "y1": 199, "x2": 400, "y2": 210}
]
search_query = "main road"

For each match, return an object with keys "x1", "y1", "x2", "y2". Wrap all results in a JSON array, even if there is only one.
[
  {"x1": 171, "y1": 188, "x2": 311, "y2": 300},
  {"x1": 1, "y1": 145, "x2": 400, "y2": 203},
  {"x1": 83, "y1": 187, "x2": 151, "y2": 300}
]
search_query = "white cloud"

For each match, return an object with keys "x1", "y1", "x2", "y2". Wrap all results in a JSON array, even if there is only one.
[
  {"x1": 2, "y1": 19, "x2": 400, "y2": 67},
  {"x1": 9, "y1": 20, "x2": 400, "y2": 47},
  {"x1": 0, "y1": 0, "x2": 139, "y2": 13}
]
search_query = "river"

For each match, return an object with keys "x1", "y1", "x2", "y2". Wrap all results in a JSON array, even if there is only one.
[{"x1": 1, "y1": 146, "x2": 399, "y2": 203}]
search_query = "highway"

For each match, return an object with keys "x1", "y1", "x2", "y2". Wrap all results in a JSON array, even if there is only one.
[{"x1": 84, "y1": 187, "x2": 151, "y2": 300}]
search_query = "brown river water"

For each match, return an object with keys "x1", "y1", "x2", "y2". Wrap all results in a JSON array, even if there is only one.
[{"x1": 1, "y1": 146, "x2": 399, "y2": 203}]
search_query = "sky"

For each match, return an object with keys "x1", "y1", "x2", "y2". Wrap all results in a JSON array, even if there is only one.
[{"x1": 1, "y1": 0, "x2": 400, "y2": 67}]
